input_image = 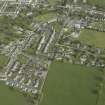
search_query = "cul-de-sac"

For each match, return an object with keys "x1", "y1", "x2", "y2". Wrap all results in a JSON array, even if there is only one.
[{"x1": 0, "y1": 0, "x2": 105, "y2": 105}]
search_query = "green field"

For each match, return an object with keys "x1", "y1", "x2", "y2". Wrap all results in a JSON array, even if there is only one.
[
  {"x1": 97, "y1": 79, "x2": 105, "y2": 105},
  {"x1": 0, "y1": 16, "x2": 24, "y2": 45},
  {"x1": 87, "y1": 0, "x2": 105, "y2": 8},
  {"x1": 40, "y1": 62, "x2": 103, "y2": 105},
  {"x1": 0, "y1": 54, "x2": 9, "y2": 71},
  {"x1": 17, "y1": 54, "x2": 28, "y2": 64},
  {"x1": 35, "y1": 12, "x2": 57, "y2": 22},
  {"x1": 0, "y1": 82, "x2": 29, "y2": 105},
  {"x1": 78, "y1": 29, "x2": 105, "y2": 48},
  {"x1": 48, "y1": 0, "x2": 62, "y2": 5}
]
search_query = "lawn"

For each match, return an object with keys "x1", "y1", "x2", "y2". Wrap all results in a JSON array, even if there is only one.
[
  {"x1": 0, "y1": 82, "x2": 29, "y2": 105},
  {"x1": 78, "y1": 29, "x2": 105, "y2": 48},
  {"x1": 40, "y1": 62, "x2": 102, "y2": 105}
]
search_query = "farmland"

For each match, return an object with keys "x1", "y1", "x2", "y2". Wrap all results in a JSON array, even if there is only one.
[{"x1": 40, "y1": 61, "x2": 103, "y2": 105}]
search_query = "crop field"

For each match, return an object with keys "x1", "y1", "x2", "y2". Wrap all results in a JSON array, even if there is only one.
[
  {"x1": 40, "y1": 61, "x2": 103, "y2": 105},
  {"x1": 0, "y1": 82, "x2": 29, "y2": 105},
  {"x1": 78, "y1": 29, "x2": 105, "y2": 48}
]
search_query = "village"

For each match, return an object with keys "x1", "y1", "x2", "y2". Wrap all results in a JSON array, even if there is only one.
[{"x1": 0, "y1": 0, "x2": 105, "y2": 104}]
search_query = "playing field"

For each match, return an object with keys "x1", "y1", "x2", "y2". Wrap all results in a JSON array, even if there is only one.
[
  {"x1": 0, "y1": 82, "x2": 29, "y2": 105},
  {"x1": 40, "y1": 62, "x2": 102, "y2": 105},
  {"x1": 78, "y1": 29, "x2": 105, "y2": 48}
]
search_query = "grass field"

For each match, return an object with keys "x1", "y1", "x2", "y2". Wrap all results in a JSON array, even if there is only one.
[
  {"x1": 48, "y1": 0, "x2": 62, "y2": 5},
  {"x1": 0, "y1": 16, "x2": 24, "y2": 45},
  {"x1": 97, "y1": 79, "x2": 105, "y2": 105},
  {"x1": 40, "y1": 62, "x2": 102, "y2": 105},
  {"x1": 87, "y1": 0, "x2": 105, "y2": 8},
  {"x1": 0, "y1": 82, "x2": 29, "y2": 105},
  {"x1": 78, "y1": 29, "x2": 105, "y2": 48},
  {"x1": 17, "y1": 54, "x2": 28, "y2": 64},
  {"x1": 35, "y1": 12, "x2": 57, "y2": 22},
  {"x1": 0, "y1": 54, "x2": 9, "y2": 71}
]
